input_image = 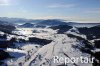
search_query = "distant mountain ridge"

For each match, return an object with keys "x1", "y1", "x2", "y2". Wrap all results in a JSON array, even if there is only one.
[
  {"x1": 0, "y1": 17, "x2": 100, "y2": 28},
  {"x1": 0, "y1": 17, "x2": 43, "y2": 24},
  {"x1": 36, "y1": 19, "x2": 68, "y2": 26},
  {"x1": 68, "y1": 22, "x2": 100, "y2": 27},
  {"x1": 18, "y1": 23, "x2": 46, "y2": 28}
]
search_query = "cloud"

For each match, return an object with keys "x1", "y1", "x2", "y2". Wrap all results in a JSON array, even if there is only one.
[
  {"x1": 19, "y1": 8, "x2": 27, "y2": 13},
  {"x1": 0, "y1": 0, "x2": 10, "y2": 6},
  {"x1": 0, "y1": 3, "x2": 10, "y2": 6},
  {"x1": 48, "y1": 3, "x2": 76, "y2": 8},
  {"x1": 85, "y1": 8, "x2": 100, "y2": 14}
]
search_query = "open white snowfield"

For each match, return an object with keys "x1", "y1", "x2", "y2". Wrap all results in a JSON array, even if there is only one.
[
  {"x1": 13, "y1": 28, "x2": 57, "y2": 36},
  {"x1": 2, "y1": 27, "x2": 93, "y2": 66}
]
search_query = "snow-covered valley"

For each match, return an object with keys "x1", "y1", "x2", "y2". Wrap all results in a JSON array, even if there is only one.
[{"x1": 0, "y1": 20, "x2": 100, "y2": 66}]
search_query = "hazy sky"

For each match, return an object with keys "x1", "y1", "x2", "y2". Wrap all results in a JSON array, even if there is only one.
[{"x1": 0, "y1": 0, "x2": 100, "y2": 22}]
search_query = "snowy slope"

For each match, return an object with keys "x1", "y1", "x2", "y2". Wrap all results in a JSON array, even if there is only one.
[
  {"x1": 5, "y1": 33, "x2": 93, "y2": 66},
  {"x1": 23, "y1": 34, "x2": 92, "y2": 66}
]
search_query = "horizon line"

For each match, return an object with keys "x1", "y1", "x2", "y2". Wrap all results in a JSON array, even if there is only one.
[{"x1": 0, "y1": 16, "x2": 100, "y2": 23}]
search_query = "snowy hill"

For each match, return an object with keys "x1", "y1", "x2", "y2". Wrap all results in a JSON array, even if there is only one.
[
  {"x1": 50, "y1": 25, "x2": 72, "y2": 34},
  {"x1": 19, "y1": 23, "x2": 34, "y2": 28},
  {"x1": 77, "y1": 26, "x2": 100, "y2": 40},
  {"x1": 0, "y1": 20, "x2": 16, "y2": 34}
]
